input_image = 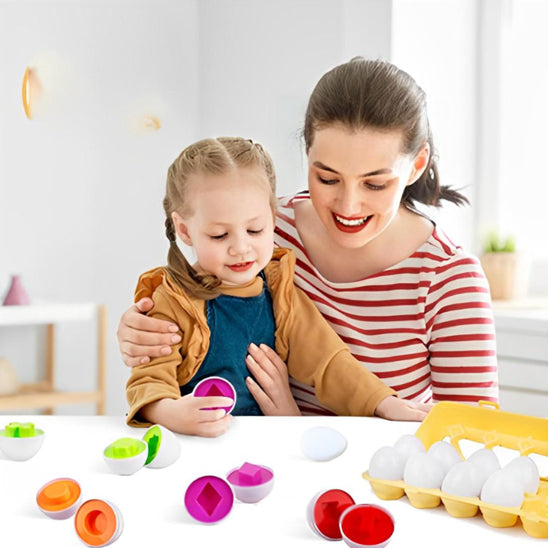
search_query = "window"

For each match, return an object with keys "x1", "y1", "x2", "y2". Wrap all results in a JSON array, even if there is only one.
[{"x1": 478, "y1": 0, "x2": 548, "y2": 295}]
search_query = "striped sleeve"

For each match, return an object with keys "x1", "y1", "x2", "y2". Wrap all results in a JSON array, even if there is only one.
[{"x1": 425, "y1": 232, "x2": 499, "y2": 403}]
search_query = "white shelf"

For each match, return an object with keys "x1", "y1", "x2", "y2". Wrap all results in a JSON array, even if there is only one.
[
  {"x1": 0, "y1": 302, "x2": 97, "y2": 326},
  {"x1": 0, "y1": 302, "x2": 107, "y2": 414}
]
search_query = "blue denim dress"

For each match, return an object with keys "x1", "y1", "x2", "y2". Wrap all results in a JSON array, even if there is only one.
[{"x1": 180, "y1": 275, "x2": 275, "y2": 415}]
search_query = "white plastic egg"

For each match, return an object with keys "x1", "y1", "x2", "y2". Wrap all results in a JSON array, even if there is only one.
[
  {"x1": 143, "y1": 424, "x2": 181, "y2": 468},
  {"x1": 403, "y1": 453, "x2": 445, "y2": 489},
  {"x1": 0, "y1": 422, "x2": 45, "y2": 461},
  {"x1": 480, "y1": 469, "x2": 524, "y2": 508},
  {"x1": 368, "y1": 446, "x2": 407, "y2": 480},
  {"x1": 393, "y1": 434, "x2": 425, "y2": 460},
  {"x1": 427, "y1": 441, "x2": 462, "y2": 474},
  {"x1": 300, "y1": 426, "x2": 347, "y2": 462},
  {"x1": 441, "y1": 460, "x2": 484, "y2": 498},
  {"x1": 467, "y1": 448, "x2": 500, "y2": 483},
  {"x1": 503, "y1": 456, "x2": 540, "y2": 495}
]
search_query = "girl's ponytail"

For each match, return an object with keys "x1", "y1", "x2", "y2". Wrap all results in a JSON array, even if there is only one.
[{"x1": 164, "y1": 214, "x2": 221, "y2": 301}]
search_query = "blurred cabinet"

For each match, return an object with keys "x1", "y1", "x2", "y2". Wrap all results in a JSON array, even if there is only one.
[
  {"x1": 494, "y1": 300, "x2": 548, "y2": 418},
  {"x1": 0, "y1": 303, "x2": 106, "y2": 414}
]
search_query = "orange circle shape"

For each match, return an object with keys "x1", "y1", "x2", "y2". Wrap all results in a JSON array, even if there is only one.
[
  {"x1": 36, "y1": 478, "x2": 81, "y2": 512},
  {"x1": 75, "y1": 499, "x2": 118, "y2": 546}
]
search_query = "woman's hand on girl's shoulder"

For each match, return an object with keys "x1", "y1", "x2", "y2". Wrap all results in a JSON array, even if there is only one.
[
  {"x1": 374, "y1": 396, "x2": 432, "y2": 422},
  {"x1": 117, "y1": 297, "x2": 182, "y2": 367}
]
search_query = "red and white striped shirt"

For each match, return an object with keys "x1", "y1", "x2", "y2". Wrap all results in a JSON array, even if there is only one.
[{"x1": 274, "y1": 192, "x2": 499, "y2": 415}]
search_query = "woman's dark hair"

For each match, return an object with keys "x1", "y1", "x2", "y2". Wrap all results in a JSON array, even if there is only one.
[{"x1": 303, "y1": 57, "x2": 468, "y2": 209}]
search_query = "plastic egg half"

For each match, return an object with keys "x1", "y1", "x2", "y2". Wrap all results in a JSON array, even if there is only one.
[
  {"x1": 503, "y1": 456, "x2": 540, "y2": 495},
  {"x1": 307, "y1": 489, "x2": 356, "y2": 540},
  {"x1": 480, "y1": 469, "x2": 524, "y2": 508},
  {"x1": 368, "y1": 446, "x2": 406, "y2": 480},
  {"x1": 301, "y1": 426, "x2": 347, "y2": 462},
  {"x1": 75, "y1": 499, "x2": 124, "y2": 547},
  {"x1": 36, "y1": 478, "x2": 82, "y2": 519},
  {"x1": 340, "y1": 504, "x2": 395, "y2": 548},
  {"x1": 143, "y1": 424, "x2": 181, "y2": 468},
  {"x1": 403, "y1": 453, "x2": 445, "y2": 489},
  {"x1": 226, "y1": 462, "x2": 274, "y2": 503},
  {"x1": 0, "y1": 422, "x2": 45, "y2": 461},
  {"x1": 103, "y1": 438, "x2": 147, "y2": 475}
]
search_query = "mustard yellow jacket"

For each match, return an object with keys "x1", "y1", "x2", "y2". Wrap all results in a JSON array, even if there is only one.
[{"x1": 126, "y1": 248, "x2": 396, "y2": 426}]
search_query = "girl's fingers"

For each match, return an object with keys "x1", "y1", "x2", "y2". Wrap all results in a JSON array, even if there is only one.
[
  {"x1": 194, "y1": 396, "x2": 234, "y2": 415},
  {"x1": 196, "y1": 414, "x2": 232, "y2": 437},
  {"x1": 247, "y1": 344, "x2": 275, "y2": 378},
  {"x1": 258, "y1": 344, "x2": 287, "y2": 376},
  {"x1": 245, "y1": 355, "x2": 275, "y2": 388},
  {"x1": 246, "y1": 376, "x2": 274, "y2": 412}
]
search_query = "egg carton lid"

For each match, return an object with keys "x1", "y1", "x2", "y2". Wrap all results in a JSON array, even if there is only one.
[{"x1": 413, "y1": 401, "x2": 548, "y2": 458}]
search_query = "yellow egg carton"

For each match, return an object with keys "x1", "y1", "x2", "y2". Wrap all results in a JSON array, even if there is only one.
[{"x1": 362, "y1": 401, "x2": 548, "y2": 538}]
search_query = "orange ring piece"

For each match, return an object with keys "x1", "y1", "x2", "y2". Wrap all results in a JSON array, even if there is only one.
[
  {"x1": 36, "y1": 478, "x2": 81, "y2": 512},
  {"x1": 75, "y1": 499, "x2": 118, "y2": 546}
]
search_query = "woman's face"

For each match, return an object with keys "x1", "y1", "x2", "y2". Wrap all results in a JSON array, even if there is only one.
[{"x1": 307, "y1": 124, "x2": 426, "y2": 249}]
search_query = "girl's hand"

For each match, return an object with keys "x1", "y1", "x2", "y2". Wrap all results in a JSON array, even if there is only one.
[
  {"x1": 245, "y1": 343, "x2": 301, "y2": 416},
  {"x1": 374, "y1": 396, "x2": 433, "y2": 422},
  {"x1": 117, "y1": 298, "x2": 182, "y2": 367},
  {"x1": 141, "y1": 395, "x2": 233, "y2": 437}
]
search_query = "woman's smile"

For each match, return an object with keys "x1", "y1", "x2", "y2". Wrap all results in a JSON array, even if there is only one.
[{"x1": 332, "y1": 212, "x2": 373, "y2": 232}]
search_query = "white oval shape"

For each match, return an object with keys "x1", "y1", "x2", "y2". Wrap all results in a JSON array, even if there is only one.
[
  {"x1": 503, "y1": 456, "x2": 540, "y2": 495},
  {"x1": 300, "y1": 426, "x2": 347, "y2": 462},
  {"x1": 369, "y1": 446, "x2": 407, "y2": 480},
  {"x1": 404, "y1": 453, "x2": 445, "y2": 489},
  {"x1": 441, "y1": 460, "x2": 484, "y2": 498},
  {"x1": 480, "y1": 469, "x2": 524, "y2": 508},
  {"x1": 427, "y1": 441, "x2": 462, "y2": 475},
  {"x1": 467, "y1": 448, "x2": 500, "y2": 484},
  {"x1": 393, "y1": 434, "x2": 425, "y2": 460}
]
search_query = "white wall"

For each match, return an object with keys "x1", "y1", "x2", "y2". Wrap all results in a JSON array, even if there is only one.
[
  {"x1": 1, "y1": 0, "x2": 199, "y2": 414},
  {"x1": 1, "y1": 0, "x2": 483, "y2": 416},
  {"x1": 196, "y1": 0, "x2": 392, "y2": 197},
  {"x1": 391, "y1": 0, "x2": 479, "y2": 252}
]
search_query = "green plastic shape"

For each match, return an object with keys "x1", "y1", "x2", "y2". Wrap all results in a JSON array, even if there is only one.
[
  {"x1": 143, "y1": 425, "x2": 162, "y2": 465},
  {"x1": 104, "y1": 437, "x2": 146, "y2": 459},
  {"x1": 1, "y1": 422, "x2": 43, "y2": 438}
]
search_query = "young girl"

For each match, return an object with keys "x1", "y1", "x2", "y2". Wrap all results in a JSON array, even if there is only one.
[{"x1": 125, "y1": 137, "x2": 430, "y2": 437}]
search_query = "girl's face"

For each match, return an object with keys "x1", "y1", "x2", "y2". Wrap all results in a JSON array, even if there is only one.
[
  {"x1": 172, "y1": 167, "x2": 275, "y2": 286},
  {"x1": 307, "y1": 124, "x2": 428, "y2": 249}
]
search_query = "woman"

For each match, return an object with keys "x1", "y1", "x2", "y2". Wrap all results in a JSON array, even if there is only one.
[{"x1": 117, "y1": 58, "x2": 498, "y2": 415}]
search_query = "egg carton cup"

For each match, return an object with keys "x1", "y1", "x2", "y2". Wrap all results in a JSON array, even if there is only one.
[{"x1": 362, "y1": 401, "x2": 548, "y2": 539}]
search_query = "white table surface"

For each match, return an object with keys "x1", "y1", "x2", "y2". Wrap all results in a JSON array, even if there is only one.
[{"x1": 0, "y1": 415, "x2": 544, "y2": 547}]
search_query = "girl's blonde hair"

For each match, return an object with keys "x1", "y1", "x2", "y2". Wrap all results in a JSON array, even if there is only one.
[{"x1": 164, "y1": 136, "x2": 277, "y2": 300}]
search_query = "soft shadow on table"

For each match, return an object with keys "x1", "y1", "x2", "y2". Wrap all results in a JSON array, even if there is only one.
[{"x1": 163, "y1": 503, "x2": 196, "y2": 525}]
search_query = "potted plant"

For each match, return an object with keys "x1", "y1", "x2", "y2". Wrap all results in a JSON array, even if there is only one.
[{"x1": 480, "y1": 231, "x2": 530, "y2": 301}]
